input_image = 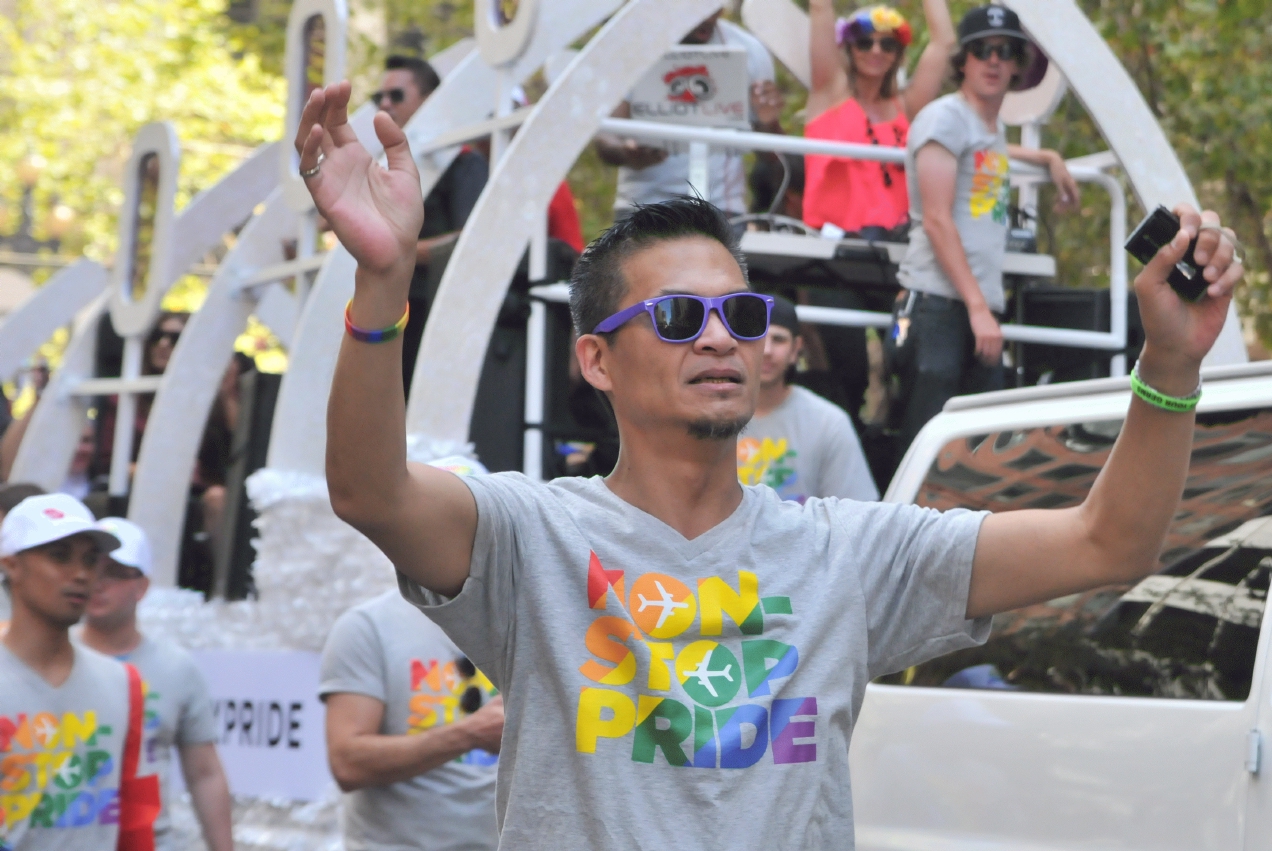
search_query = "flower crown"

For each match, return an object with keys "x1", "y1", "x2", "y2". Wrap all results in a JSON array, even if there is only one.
[{"x1": 835, "y1": 5, "x2": 913, "y2": 48}]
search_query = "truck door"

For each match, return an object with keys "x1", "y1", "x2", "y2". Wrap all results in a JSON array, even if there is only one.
[{"x1": 855, "y1": 401, "x2": 1272, "y2": 851}]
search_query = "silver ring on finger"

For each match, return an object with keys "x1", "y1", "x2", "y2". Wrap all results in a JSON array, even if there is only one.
[
  {"x1": 300, "y1": 153, "x2": 324, "y2": 179},
  {"x1": 1198, "y1": 223, "x2": 1245, "y2": 266},
  {"x1": 1223, "y1": 227, "x2": 1246, "y2": 266}
]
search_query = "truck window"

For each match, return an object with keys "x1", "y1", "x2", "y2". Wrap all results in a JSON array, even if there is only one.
[{"x1": 879, "y1": 407, "x2": 1272, "y2": 701}]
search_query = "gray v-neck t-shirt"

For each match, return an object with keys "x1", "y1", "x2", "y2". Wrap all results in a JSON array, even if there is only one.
[
  {"x1": 319, "y1": 591, "x2": 499, "y2": 851},
  {"x1": 116, "y1": 636, "x2": 219, "y2": 851},
  {"x1": 0, "y1": 642, "x2": 130, "y2": 851},
  {"x1": 399, "y1": 473, "x2": 989, "y2": 850}
]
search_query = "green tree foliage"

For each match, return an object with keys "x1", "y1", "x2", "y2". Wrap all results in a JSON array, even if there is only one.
[{"x1": 0, "y1": 0, "x2": 285, "y2": 261}]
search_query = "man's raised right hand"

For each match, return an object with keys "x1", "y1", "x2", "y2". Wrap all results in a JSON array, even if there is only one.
[{"x1": 295, "y1": 81, "x2": 424, "y2": 277}]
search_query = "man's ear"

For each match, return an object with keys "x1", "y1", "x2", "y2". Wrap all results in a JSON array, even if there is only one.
[
  {"x1": 575, "y1": 333, "x2": 615, "y2": 393},
  {"x1": 134, "y1": 576, "x2": 151, "y2": 603},
  {"x1": 1, "y1": 555, "x2": 20, "y2": 589},
  {"x1": 791, "y1": 335, "x2": 805, "y2": 366}
]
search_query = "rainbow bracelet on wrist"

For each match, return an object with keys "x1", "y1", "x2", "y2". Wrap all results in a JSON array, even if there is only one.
[
  {"x1": 1130, "y1": 361, "x2": 1201, "y2": 413},
  {"x1": 345, "y1": 300, "x2": 409, "y2": 344}
]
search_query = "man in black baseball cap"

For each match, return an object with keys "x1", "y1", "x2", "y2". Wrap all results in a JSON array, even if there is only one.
[
  {"x1": 895, "y1": 4, "x2": 1079, "y2": 451},
  {"x1": 958, "y1": 3, "x2": 1025, "y2": 44},
  {"x1": 736, "y1": 295, "x2": 878, "y2": 503}
]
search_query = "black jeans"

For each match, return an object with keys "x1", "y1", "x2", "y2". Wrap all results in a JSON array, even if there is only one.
[{"x1": 898, "y1": 292, "x2": 1004, "y2": 450}]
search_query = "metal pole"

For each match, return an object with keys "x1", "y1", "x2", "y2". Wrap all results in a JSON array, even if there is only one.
[
  {"x1": 523, "y1": 299, "x2": 547, "y2": 482},
  {"x1": 108, "y1": 336, "x2": 144, "y2": 497},
  {"x1": 688, "y1": 141, "x2": 710, "y2": 201},
  {"x1": 529, "y1": 211, "x2": 548, "y2": 283}
]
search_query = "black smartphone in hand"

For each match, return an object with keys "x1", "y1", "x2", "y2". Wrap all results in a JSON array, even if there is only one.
[{"x1": 1125, "y1": 205, "x2": 1207, "y2": 301}]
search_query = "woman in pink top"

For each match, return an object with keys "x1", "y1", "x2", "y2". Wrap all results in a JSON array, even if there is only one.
[{"x1": 805, "y1": 1, "x2": 956, "y2": 236}]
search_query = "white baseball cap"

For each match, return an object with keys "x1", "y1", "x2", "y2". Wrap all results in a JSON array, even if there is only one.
[
  {"x1": 95, "y1": 517, "x2": 152, "y2": 576},
  {"x1": 0, "y1": 494, "x2": 121, "y2": 557}
]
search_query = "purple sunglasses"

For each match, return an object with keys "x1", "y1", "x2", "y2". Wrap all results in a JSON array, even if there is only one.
[{"x1": 593, "y1": 293, "x2": 775, "y2": 343}]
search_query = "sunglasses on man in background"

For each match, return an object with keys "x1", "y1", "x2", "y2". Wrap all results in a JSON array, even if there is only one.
[
  {"x1": 371, "y1": 88, "x2": 407, "y2": 106},
  {"x1": 966, "y1": 38, "x2": 1025, "y2": 62}
]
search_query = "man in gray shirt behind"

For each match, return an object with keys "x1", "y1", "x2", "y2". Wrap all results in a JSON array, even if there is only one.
[
  {"x1": 78, "y1": 518, "x2": 232, "y2": 851},
  {"x1": 896, "y1": 4, "x2": 1078, "y2": 449},
  {"x1": 737, "y1": 296, "x2": 878, "y2": 502},
  {"x1": 320, "y1": 590, "x2": 504, "y2": 850}
]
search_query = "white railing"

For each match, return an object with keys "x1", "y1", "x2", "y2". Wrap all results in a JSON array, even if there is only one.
[
  {"x1": 417, "y1": 110, "x2": 1130, "y2": 361},
  {"x1": 513, "y1": 119, "x2": 1130, "y2": 481}
]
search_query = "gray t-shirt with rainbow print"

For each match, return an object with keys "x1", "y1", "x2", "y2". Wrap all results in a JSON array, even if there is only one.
[
  {"x1": 400, "y1": 472, "x2": 989, "y2": 850},
  {"x1": 0, "y1": 643, "x2": 129, "y2": 851},
  {"x1": 900, "y1": 92, "x2": 1012, "y2": 312}
]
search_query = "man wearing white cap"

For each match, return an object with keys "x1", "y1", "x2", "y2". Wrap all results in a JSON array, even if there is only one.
[
  {"x1": 0, "y1": 493, "x2": 138, "y2": 851},
  {"x1": 79, "y1": 518, "x2": 232, "y2": 851}
]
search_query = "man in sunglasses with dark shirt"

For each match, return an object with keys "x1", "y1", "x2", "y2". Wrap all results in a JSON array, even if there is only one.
[
  {"x1": 895, "y1": 4, "x2": 1079, "y2": 450},
  {"x1": 375, "y1": 55, "x2": 488, "y2": 395},
  {"x1": 298, "y1": 75, "x2": 1242, "y2": 849}
]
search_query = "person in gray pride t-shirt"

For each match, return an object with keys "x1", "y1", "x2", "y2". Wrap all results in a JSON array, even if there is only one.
[
  {"x1": 737, "y1": 296, "x2": 878, "y2": 503},
  {"x1": 896, "y1": 5, "x2": 1078, "y2": 451},
  {"x1": 0, "y1": 494, "x2": 127, "y2": 851},
  {"x1": 299, "y1": 66, "x2": 1243, "y2": 850},
  {"x1": 78, "y1": 518, "x2": 231, "y2": 851},
  {"x1": 320, "y1": 590, "x2": 503, "y2": 851}
]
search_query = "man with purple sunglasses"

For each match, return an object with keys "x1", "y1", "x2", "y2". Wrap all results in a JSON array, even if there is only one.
[{"x1": 301, "y1": 78, "x2": 1243, "y2": 850}]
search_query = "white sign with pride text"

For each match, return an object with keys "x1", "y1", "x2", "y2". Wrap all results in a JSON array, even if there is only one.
[{"x1": 189, "y1": 650, "x2": 331, "y2": 801}]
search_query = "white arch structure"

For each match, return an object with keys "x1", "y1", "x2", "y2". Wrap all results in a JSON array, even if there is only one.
[{"x1": 0, "y1": 0, "x2": 1246, "y2": 593}]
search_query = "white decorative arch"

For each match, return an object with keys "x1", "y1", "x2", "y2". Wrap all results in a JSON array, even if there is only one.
[
  {"x1": 8, "y1": 295, "x2": 106, "y2": 491},
  {"x1": 130, "y1": 190, "x2": 298, "y2": 587},
  {"x1": 404, "y1": 0, "x2": 726, "y2": 441},
  {"x1": 475, "y1": 0, "x2": 541, "y2": 67},
  {"x1": 109, "y1": 122, "x2": 181, "y2": 338},
  {"x1": 281, "y1": 0, "x2": 349, "y2": 213},
  {"x1": 267, "y1": 0, "x2": 623, "y2": 476},
  {"x1": 8, "y1": 143, "x2": 281, "y2": 497},
  {"x1": 0, "y1": 260, "x2": 109, "y2": 380}
]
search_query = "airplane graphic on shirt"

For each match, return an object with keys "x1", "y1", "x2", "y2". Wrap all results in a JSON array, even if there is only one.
[
  {"x1": 636, "y1": 581, "x2": 690, "y2": 630},
  {"x1": 680, "y1": 649, "x2": 735, "y2": 699}
]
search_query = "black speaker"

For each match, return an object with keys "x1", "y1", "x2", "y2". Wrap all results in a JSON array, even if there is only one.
[
  {"x1": 1016, "y1": 286, "x2": 1143, "y2": 386},
  {"x1": 466, "y1": 239, "x2": 579, "y2": 473},
  {"x1": 212, "y1": 370, "x2": 281, "y2": 600}
]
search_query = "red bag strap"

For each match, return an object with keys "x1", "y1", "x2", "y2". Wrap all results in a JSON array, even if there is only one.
[
  {"x1": 122, "y1": 662, "x2": 144, "y2": 781},
  {"x1": 117, "y1": 661, "x2": 161, "y2": 851}
]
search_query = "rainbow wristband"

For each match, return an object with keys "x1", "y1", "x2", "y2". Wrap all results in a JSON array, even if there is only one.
[
  {"x1": 1130, "y1": 361, "x2": 1201, "y2": 413},
  {"x1": 345, "y1": 300, "x2": 409, "y2": 344}
]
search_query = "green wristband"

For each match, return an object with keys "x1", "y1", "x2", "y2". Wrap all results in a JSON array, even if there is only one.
[{"x1": 1130, "y1": 362, "x2": 1201, "y2": 413}]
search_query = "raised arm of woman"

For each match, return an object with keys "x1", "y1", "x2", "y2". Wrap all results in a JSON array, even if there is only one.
[
  {"x1": 901, "y1": 0, "x2": 957, "y2": 120},
  {"x1": 808, "y1": 0, "x2": 850, "y2": 121}
]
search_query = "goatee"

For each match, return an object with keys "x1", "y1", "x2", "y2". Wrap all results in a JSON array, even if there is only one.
[{"x1": 687, "y1": 415, "x2": 750, "y2": 440}]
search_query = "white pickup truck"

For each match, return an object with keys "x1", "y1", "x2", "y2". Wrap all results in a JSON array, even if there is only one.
[{"x1": 853, "y1": 361, "x2": 1272, "y2": 851}]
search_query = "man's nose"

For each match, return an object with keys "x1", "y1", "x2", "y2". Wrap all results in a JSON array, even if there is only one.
[{"x1": 694, "y1": 308, "x2": 736, "y2": 352}]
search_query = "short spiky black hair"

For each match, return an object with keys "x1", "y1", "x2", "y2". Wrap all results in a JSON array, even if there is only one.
[
  {"x1": 569, "y1": 197, "x2": 749, "y2": 337},
  {"x1": 385, "y1": 55, "x2": 441, "y2": 98}
]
